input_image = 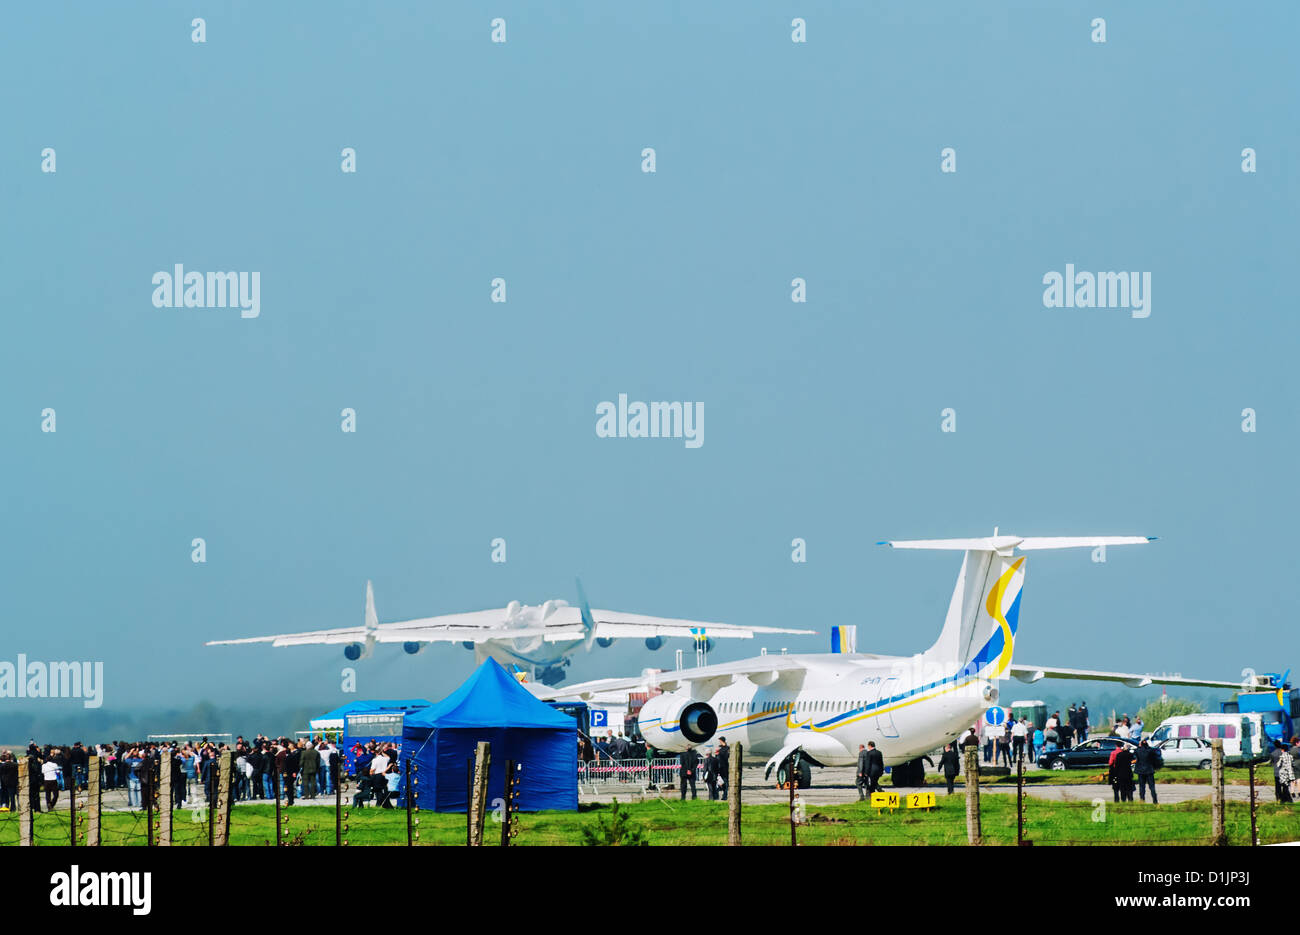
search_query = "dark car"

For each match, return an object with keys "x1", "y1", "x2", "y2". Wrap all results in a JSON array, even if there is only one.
[{"x1": 1037, "y1": 737, "x2": 1138, "y2": 771}]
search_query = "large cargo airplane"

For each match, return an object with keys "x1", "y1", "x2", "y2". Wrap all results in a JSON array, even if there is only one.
[
  {"x1": 537, "y1": 533, "x2": 1249, "y2": 783},
  {"x1": 206, "y1": 580, "x2": 814, "y2": 686}
]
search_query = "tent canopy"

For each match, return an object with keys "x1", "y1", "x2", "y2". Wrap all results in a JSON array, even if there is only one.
[
  {"x1": 405, "y1": 662, "x2": 574, "y2": 730},
  {"x1": 402, "y1": 659, "x2": 577, "y2": 812}
]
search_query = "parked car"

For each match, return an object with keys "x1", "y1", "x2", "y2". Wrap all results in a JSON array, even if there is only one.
[
  {"x1": 1037, "y1": 736, "x2": 1137, "y2": 771},
  {"x1": 1155, "y1": 736, "x2": 1213, "y2": 769}
]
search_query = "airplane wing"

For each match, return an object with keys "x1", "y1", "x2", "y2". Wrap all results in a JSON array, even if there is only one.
[
  {"x1": 1008, "y1": 664, "x2": 1244, "y2": 690},
  {"x1": 206, "y1": 608, "x2": 551, "y2": 648},
  {"x1": 534, "y1": 606, "x2": 816, "y2": 642},
  {"x1": 532, "y1": 654, "x2": 817, "y2": 700}
]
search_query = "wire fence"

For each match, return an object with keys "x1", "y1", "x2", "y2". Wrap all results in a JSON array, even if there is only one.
[{"x1": 3, "y1": 747, "x2": 1294, "y2": 846}]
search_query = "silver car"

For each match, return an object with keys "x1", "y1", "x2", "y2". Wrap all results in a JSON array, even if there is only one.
[{"x1": 1155, "y1": 737, "x2": 1213, "y2": 769}]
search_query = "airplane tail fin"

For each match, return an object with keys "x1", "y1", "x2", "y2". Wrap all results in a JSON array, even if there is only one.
[
  {"x1": 879, "y1": 533, "x2": 1153, "y2": 681},
  {"x1": 364, "y1": 580, "x2": 379, "y2": 632},
  {"x1": 575, "y1": 577, "x2": 598, "y2": 650}
]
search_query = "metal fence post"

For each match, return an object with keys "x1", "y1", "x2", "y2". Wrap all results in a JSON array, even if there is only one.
[{"x1": 405, "y1": 758, "x2": 414, "y2": 846}]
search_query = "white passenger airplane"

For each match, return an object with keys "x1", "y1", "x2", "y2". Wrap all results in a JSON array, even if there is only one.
[
  {"x1": 206, "y1": 580, "x2": 814, "y2": 686},
  {"x1": 537, "y1": 533, "x2": 1245, "y2": 784}
]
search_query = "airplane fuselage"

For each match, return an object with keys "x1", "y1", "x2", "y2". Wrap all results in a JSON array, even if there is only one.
[{"x1": 640, "y1": 654, "x2": 997, "y2": 766}]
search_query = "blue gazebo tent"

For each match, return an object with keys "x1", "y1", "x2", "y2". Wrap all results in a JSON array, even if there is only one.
[{"x1": 401, "y1": 659, "x2": 577, "y2": 812}]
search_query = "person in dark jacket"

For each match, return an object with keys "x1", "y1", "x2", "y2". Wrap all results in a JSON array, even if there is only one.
[
  {"x1": 677, "y1": 748, "x2": 700, "y2": 800},
  {"x1": 26, "y1": 748, "x2": 43, "y2": 813},
  {"x1": 170, "y1": 752, "x2": 186, "y2": 809},
  {"x1": 855, "y1": 744, "x2": 871, "y2": 800},
  {"x1": 1109, "y1": 746, "x2": 1135, "y2": 802},
  {"x1": 1133, "y1": 739, "x2": 1162, "y2": 803},
  {"x1": 938, "y1": 743, "x2": 961, "y2": 795},
  {"x1": 0, "y1": 752, "x2": 18, "y2": 810},
  {"x1": 865, "y1": 742, "x2": 885, "y2": 794},
  {"x1": 69, "y1": 742, "x2": 89, "y2": 791},
  {"x1": 247, "y1": 748, "x2": 265, "y2": 800},
  {"x1": 299, "y1": 742, "x2": 321, "y2": 799},
  {"x1": 702, "y1": 747, "x2": 720, "y2": 800},
  {"x1": 283, "y1": 743, "x2": 301, "y2": 806},
  {"x1": 716, "y1": 738, "x2": 730, "y2": 801}
]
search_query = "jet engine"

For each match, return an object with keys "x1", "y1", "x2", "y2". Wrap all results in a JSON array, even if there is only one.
[
  {"x1": 638, "y1": 691, "x2": 717, "y2": 752},
  {"x1": 596, "y1": 637, "x2": 615, "y2": 648},
  {"x1": 644, "y1": 636, "x2": 665, "y2": 651},
  {"x1": 343, "y1": 642, "x2": 371, "y2": 661},
  {"x1": 402, "y1": 641, "x2": 425, "y2": 655}
]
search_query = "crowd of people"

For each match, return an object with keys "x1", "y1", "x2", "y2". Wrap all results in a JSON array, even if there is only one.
[
  {"x1": 674, "y1": 738, "x2": 730, "y2": 800},
  {"x1": 975, "y1": 701, "x2": 1103, "y2": 766},
  {"x1": 0, "y1": 735, "x2": 408, "y2": 813},
  {"x1": 577, "y1": 730, "x2": 648, "y2": 764}
]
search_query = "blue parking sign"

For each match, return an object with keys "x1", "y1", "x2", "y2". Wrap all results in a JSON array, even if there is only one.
[{"x1": 591, "y1": 710, "x2": 608, "y2": 728}]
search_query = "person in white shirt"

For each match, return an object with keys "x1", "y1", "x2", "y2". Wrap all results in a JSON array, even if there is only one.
[
  {"x1": 318, "y1": 742, "x2": 335, "y2": 795},
  {"x1": 41, "y1": 756, "x2": 62, "y2": 810},
  {"x1": 368, "y1": 751, "x2": 392, "y2": 808},
  {"x1": 1011, "y1": 718, "x2": 1029, "y2": 764},
  {"x1": 1114, "y1": 720, "x2": 1131, "y2": 739}
]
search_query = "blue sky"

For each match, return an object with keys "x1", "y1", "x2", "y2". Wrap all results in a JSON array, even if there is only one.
[{"x1": 1, "y1": 2, "x2": 1295, "y2": 720}]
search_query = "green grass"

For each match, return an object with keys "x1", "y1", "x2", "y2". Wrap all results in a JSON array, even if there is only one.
[{"x1": 1, "y1": 795, "x2": 1294, "y2": 846}]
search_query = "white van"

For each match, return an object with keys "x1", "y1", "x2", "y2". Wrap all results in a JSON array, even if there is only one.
[{"x1": 1149, "y1": 714, "x2": 1262, "y2": 764}]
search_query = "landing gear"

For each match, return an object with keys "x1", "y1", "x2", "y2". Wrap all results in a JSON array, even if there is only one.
[
  {"x1": 776, "y1": 760, "x2": 812, "y2": 789},
  {"x1": 890, "y1": 758, "x2": 926, "y2": 787}
]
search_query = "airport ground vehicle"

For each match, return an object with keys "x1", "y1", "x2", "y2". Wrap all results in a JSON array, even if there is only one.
[
  {"x1": 1010, "y1": 700, "x2": 1047, "y2": 731},
  {"x1": 1154, "y1": 736, "x2": 1213, "y2": 769},
  {"x1": 1221, "y1": 685, "x2": 1297, "y2": 749},
  {"x1": 1148, "y1": 714, "x2": 1262, "y2": 764},
  {"x1": 1037, "y1": 736, "x2": 1137, "y2": 770}
]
